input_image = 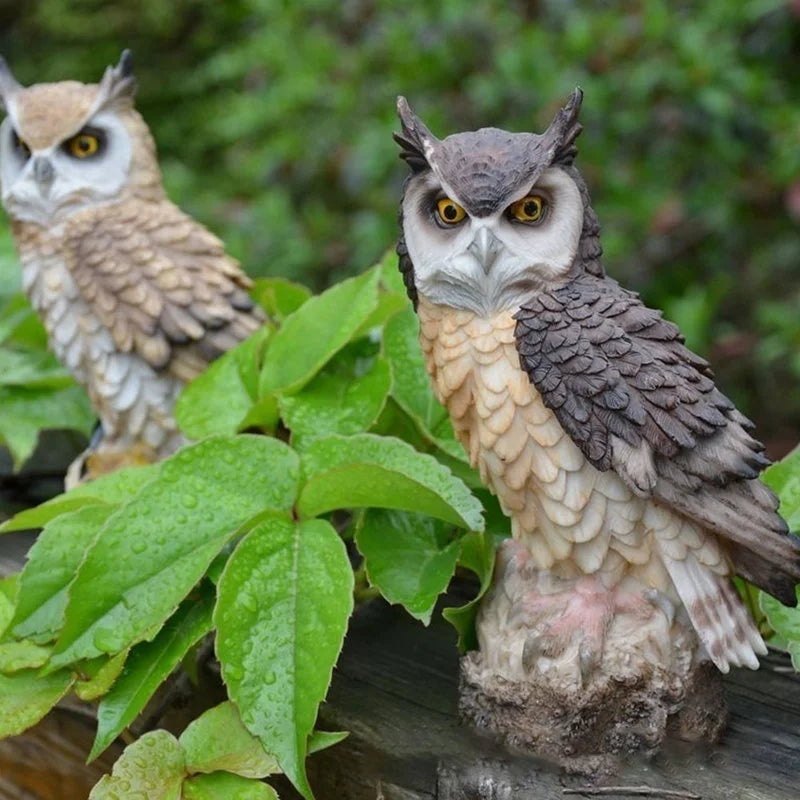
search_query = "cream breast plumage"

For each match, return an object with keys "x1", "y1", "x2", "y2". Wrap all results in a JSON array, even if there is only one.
[
  {"x1": 394, "y1": 90, "x2": 800, "y2": 759},
  {"x1": 0, "y1": 52, "x2": 263, "y2": 486}
]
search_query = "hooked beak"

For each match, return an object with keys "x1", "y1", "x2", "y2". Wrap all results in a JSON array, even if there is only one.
[
  {"x1": 32, "y1": 156, "x2": 54, "y2": 197},
  {"x1": 468, "y1": 227, "x2": 502, "y2": 274}
]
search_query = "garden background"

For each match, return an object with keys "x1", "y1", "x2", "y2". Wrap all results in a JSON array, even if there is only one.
[{"x1": 0, "y1": 0, "x2": 798, "y2": 454}]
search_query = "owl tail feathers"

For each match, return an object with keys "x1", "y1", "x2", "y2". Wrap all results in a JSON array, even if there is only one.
[{"x1": 661, "y1": 551, "x2": 767, "y2": 673}]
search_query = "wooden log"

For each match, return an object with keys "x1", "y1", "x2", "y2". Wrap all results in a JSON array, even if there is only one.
[{"x1": 1, "y1": 530, "x2": 799, "y2": 799}]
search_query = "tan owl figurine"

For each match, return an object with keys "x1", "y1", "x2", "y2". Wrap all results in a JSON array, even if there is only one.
[{"x1": 0, "y1": 52, "x2": 263, "y2": 487}]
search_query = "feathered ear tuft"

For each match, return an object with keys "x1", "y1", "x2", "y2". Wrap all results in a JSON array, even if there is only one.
[
  {"x1": 95, "y1": 49, "x2": 137, "y2": 110},
  {"x1": 542, "y1": 87, "x2": 584, "y2": 166},
  {"x1": 394, "y1": 96, "x2": 438, "y2": 173},
  {"x1": 0, "y1": 55, "x2": 22, "y2": 110}
]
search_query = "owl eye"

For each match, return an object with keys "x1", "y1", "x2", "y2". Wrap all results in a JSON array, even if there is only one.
[
  {"x1": 435, "y1": 197, "x2": 467, "y2": 225},
  {"x1": 12, "y1": 131, "x2": 30, "y2": 160},
  {"x1": 508, "y1": 195, "x2": 547, "y2": 224},
  {"x1": 66, "y1": 132, "x2": 101, "y2": 159}
]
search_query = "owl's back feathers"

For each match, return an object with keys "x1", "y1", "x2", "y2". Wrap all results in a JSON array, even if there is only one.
[
  {"x1": 514, "y1": 272, "x2": 800, "y2": 605},
  {"x1": 63, "y1": 198, "x2": 263, "y2": 383}
]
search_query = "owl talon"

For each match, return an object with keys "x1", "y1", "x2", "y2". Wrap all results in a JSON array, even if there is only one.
[
  {"x1": 522, "y1": 634, "x2": 544, "y2": 673},
  {"x1": 578, "y1": 638, "x2": 600, "y2": 686},
  {"x1": 644, "y1": 588, "x2": 675, "y2": 627}
]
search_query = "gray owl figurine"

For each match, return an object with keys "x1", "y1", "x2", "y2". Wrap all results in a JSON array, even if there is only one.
[{"x1": 394, "y1": 89, "x2": 800, "y2": 762}]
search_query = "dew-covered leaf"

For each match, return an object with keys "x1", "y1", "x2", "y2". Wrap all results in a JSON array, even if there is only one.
[
  {"x1": 0, "y1": 640, "x2": 51, "y2": 672},
  {"x1": 298, "y1": 433, "x2": 483, "y2": 530},
  {"x1": 75, "y1": 649, "x2": 129, "y2": 701},
  {"x1": 182, "y1": 772, "x2": 279, "y2": 800},
  {"x1": 215, "y1": 515, "x2": 353, "y2": 800},
  {"x1": 0, "y1": 383, "x2": 94, "y2": 469},
  {"x1": 260, "y1": 267, "x2": 379, "y2": 395},
  {"x1": 89, "y1": 730, "x2": 184, "y2": 800},
  {"x1": 48, "y1": 436, "x2": 299, "y2": 668},
  {"x1": 180, "y1": 701, "x2": 279, "y2": 778},
  {"x1": 252, "y1": 276, "x2": 312, "y2": 321},
  {"x1": 762, "y1": 444, "x2": 800, "y2": 532},
  {"x1": 90, "y1": 586, "x2": 215, "y2": 760},
  {"x1": 176, "y1": 327, "x2": 273, "y2": 438},
  {"x1": 0, "y1": 462, "x2": 159, "y2": 533},
  {"x1": 280, "y1": 354, "x2": 390, "y2": 449},
  {"x1": 355, "y1": 509, "x2": 460, "y2": 624},
  {"x1": 443, "y1": 530, "x2": 497, "y2": 652},
  {"x1": 7, "y1": 505, "x2": 116, "y2": 643},
  {"x1": 0, "y1": 667, "x2": 73, "y2": 738}
]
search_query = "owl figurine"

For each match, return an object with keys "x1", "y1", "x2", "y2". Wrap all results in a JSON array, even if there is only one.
[
  {"x1": 0, "y1": 52, "x2": 262, "y2": 487},
  {"x1": 395, "y1": 90, "x2": 800, "y2": 759}
]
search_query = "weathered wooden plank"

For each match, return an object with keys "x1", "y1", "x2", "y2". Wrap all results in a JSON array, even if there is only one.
[{"x1": 1, "y1": 528, "x2": 799, "y2": 800}]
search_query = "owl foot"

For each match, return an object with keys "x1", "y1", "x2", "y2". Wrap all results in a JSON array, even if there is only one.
[{"x1": 508, "y1": 577, "x2": 657, "y2": 684}]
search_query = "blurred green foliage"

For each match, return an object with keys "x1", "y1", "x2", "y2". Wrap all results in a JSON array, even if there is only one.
[{"x1": 0, "y1": 0, "x2": 798, "y2": 447}]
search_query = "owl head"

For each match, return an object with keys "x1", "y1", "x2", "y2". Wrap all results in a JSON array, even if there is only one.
[
  {"x1": 0, "y1": 50, "x2": 163, "y2": 227},
  {"x1": 395, "y1": 89, "x2": 603, "y2": 314}
]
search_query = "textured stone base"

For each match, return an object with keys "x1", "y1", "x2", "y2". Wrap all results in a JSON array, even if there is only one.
[{"x1": 459, "y1": 654, "x2": 727, "y2": 774}]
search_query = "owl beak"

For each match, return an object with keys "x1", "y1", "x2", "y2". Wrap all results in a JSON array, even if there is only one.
[
  {"x1": 468, "y1": 227, "x2": 502, "y2": 274},
  {"x1": 32, "y1": 156, "x2": 55, "y2": 197}
]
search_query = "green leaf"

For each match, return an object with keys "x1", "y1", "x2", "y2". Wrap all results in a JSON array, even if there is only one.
[
  {"x1": 0, "y1": 640, "x2": 51, "y2": 672},
  {"x1": 89, "y1": 730, "x2": 184, "y2": 800},
  {"x1": 75, "y1": 649, "x2": 129, "y2": 701},
  {"x1": 90, "y1": 587, "x2": 215, "y2": 759},
  {"x1": 182, "y1": 772, "x2": 278, "y2": 800},
  {"x1": 252, "y1": 276, "x2": 312, "y2": 320},
  {"x1": 280, "y1": 355, "x2": 391, "y2": 449},
  {"x1": 0, "y1": 462, "x2": 159, "y2": 533},
  {"x1": 176, "y1": 327, "x2": 273, "y2": 438},
  {"x1": 377, "y1": 248, "x2": 406, "y2": 295},
  {"x1": 0, "y1": 349, "x2": 74, "y2": 389},
  {"x1": 760, "y1": 588, "x2": 800, "y2": 670},
  {"x1": 215, "y1": 515, "x2": 354, "y2": 800},
  {"x1": 762, "y1": 444, "x2": 800, "y2": 532},
  {"x1": 180, "y1": 701, "x2": 279, "y2": 778},
  {"x1": 7, "y1": 505, "x2": 116, "y2": 643},
  {"x1": 0, "y1": 575, "x2": 17, "y2": 638},
  {"x1": 443, "y1": 530, "x2": 497, "y2": 652},
  {"x1": 308, "y1": 730, "x2": 348, "y2": 754},
  {"x1": 0, "y1": 668, "x2": 73, "y2": 737},
  {"x1": 383, "y1": 307, "x2": 467, "y2": 461},
  {"x1": 0, "y1": 383, "x2": 94, "y2": 468},
  {"x1": 260, "y1": 267, "x2": 380, "y2": 395},
  {"x1": 298, "y1": 433, "x2": 483, "y2": 530},
  {"x1": 353, "y1": 291, "x2": 408, "y2": 339},
  {"x1": 48, "y1": 436, "x2": 299, "y2": 668},
  {"x1": 355, "y1": 509, "x2": 460, "y2": 624}
]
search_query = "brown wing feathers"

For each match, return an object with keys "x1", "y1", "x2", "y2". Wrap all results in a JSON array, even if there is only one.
[
  {"x1": 64, "y1": 199, "x2": 262, "y2": 382},
  {"x1": 515, "y1": 273, "x2": 800, "y2": 605}
]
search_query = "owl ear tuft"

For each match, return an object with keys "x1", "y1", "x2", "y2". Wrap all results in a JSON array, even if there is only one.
[
  {"x1": 542, "y1": 87, "x2": 584, "y2": 166},
  {"x1": 394, "y1": 96, "x2": 438, "y2": 173},
  {"x1": 95, "y1": 49, "x2": 137, "y2": 111},
  {"x1": 0, "y1": 55, "x2": 23, "y2": 110}
]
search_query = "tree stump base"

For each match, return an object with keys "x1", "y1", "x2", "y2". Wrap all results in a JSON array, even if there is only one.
[{"x1": 459, "y1": 653, "x2": 727, "y2": 774}]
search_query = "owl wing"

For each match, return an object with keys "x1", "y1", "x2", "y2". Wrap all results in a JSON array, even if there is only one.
[
  {"x1": 514, "y1": 272, "x2": 800, "y2": 606},
  {"x1": 63, "y1": 199, "x2": 263, "y2": 382}
]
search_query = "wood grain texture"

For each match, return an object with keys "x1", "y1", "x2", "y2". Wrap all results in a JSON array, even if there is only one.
[{"x1": 0, "y1": 536, "x2": 798, "y2": 800}]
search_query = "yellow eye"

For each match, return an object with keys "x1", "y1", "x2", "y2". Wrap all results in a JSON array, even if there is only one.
[
  {"x1": 509, "y1": 195, "x2": 546, "y2": 223},
  {"x1": 67, "y1": 133, "x2": 100, "y2": 158},
  {"x1": 435, "y1": 197, "x2": 466, "y2": 225}
]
